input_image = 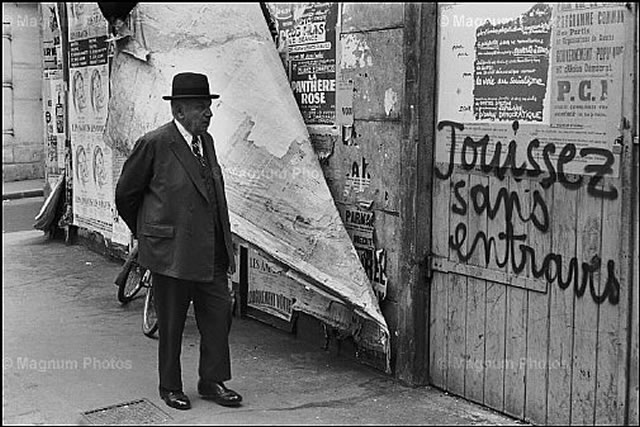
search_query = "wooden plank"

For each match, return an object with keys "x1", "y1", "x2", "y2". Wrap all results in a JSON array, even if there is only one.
[
  {"x1": 464, "y1": 174, "x2": 487, "y2": 403},
  {"x1": 524, "y1": 179, "x2": 552, "y2": 424},
  {"x1": 429, "y1": 273, "x2": 448, "y2": 388},
  {"x1": 594, "y1": 178, "x2": 625, "y2": 425},
  {"x1": 629, "y1": 137, "x2": 639, "y2": 426},
  {"x1": 447, "y1": 271, "x2": 467, "y2": 397},
  {"x1": 483, "y1": 176, "x2": 508, "y2": 412},
  {"x1": 431, "y1": 260, "x2": 545, "y2": 293},
  {"x1": 631, "y1": 6, "x2": 639, "y2": 423},
  {"x1": 618, "y1": 7, "x2": 638, "y2": 424},
  {"x1": 484, "y1": 281, "x2": 507, "y2": 411},
  {"x1": 394, "y1": 1, "x2": 435, "y2": 384},
  {"x1": 503, "y1": 177, "x2": 529, "y2": 419},
  {"x1": 429, "y1": 167, "x2": 451, "y2": 388},
  {"x1": 629, "y1": 154, "x2": 639, "y2": 426},
  {"x1": 504, "y1": 287, "x2": 528, "y2": 419},
  {"x1": 570, "y1": 181, "x2": 602, "y2": 425},
  {"x1": 413, "y1": 1, "x2": 438, "y2": 386},
  {"x1": 546, "y1": 183, "x2": 577, "y2": 425},
  {"x1": 446, "y1": 171, "x2": 468, "y2": 397}
]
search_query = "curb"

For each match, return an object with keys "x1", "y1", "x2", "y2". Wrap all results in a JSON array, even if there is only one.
[{"x1": 3, "y1": 189, "x2": 44, "y2": 201}]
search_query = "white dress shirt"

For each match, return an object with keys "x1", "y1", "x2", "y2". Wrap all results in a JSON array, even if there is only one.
[{"x1": 174, "y1": 119, "x2": 202, "y2": 156}]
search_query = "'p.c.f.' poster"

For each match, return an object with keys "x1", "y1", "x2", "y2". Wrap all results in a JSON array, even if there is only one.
[{"x1": 436, "y1": 2, "x2": 626, "y2": 178}]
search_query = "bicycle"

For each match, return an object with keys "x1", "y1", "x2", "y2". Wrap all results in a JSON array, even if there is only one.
[{"x1": 114, "y1": 242, "x2": 158, "y2": 338}]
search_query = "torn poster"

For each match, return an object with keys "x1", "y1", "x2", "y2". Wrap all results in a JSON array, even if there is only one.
[{"x1": 103, "y1": 3, "x2": 390, "y2": 372}]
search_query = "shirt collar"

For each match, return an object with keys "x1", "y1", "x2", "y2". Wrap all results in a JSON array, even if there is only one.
[{"x1": 174, "y1": 119, "x2": 197, "y2": 145}]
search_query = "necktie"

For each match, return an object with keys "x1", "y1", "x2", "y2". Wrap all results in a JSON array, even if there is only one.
[
  {"x1": 191, "y1": 136, "x2": 203, "y2": 160},
  {"x1": 192, "y1": 134, "x2": 216, "y2": 206}
]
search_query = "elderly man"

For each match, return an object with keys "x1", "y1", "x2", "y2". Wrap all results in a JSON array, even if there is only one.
[{"x1": 116, "y1": 72, "x2": 242, "y2": 410}]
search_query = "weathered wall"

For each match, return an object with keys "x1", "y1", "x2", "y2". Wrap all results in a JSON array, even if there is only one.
[
  {"x1": 320, "y1": 3, "x2": 409, "y2": 376},
  {"x1": 268, "y1": 1, "x2": 433, "y2": 382},
  {"x1": 2, "y1": 2, "x2": 44, "y2": 182}
]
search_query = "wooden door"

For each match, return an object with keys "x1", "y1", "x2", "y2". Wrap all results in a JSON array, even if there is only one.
[{"x1": 427, "y1": 3, "x2": 637, "y2": 425}]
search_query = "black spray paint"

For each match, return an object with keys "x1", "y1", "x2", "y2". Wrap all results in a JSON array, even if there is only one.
[
  {"x1": 435, "y1": 120, "x2": 618, "y2": 200},
  {"x1": 437, "y1": 120, "x2": 620, "y2": 305}
]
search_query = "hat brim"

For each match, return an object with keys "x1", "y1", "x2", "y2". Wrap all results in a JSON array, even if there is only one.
[{"x1": 162, "y1": 94, "x2": 220, "y2": 100}]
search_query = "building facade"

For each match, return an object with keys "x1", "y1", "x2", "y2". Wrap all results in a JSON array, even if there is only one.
[{"x1": 3, "y1": 2, "x2": 44, "y2": 182}]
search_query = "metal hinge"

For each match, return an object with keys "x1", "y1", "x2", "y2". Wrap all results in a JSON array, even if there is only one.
[{"x1": 425, "y1": 252, "x2": 433, "y2": 282}]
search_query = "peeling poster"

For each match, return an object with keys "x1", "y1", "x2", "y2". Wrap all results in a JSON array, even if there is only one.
[{"x1": 273, "y1": 3, "x2": 338, "y2": 125}]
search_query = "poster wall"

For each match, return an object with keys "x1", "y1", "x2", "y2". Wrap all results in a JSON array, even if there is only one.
[
  {"x1": 436, "y1": 2, "x2": 626, "y2": 177},
  {"x1": 41, "y1": 3, "x2": 64, "y2": 182},
  {"x1": 42, "y1": 70, "x2": 66, "y2": 176},
  {"x1": 68, "y1": 3, "x2": 114, "y2": 236},
  {"x1": 268, "y1": 3, "x2": 338, "y2": 125}
]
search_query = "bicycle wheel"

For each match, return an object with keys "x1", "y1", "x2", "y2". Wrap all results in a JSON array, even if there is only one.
[
  {"x1": 117, "y1": 264, "x2": 144, "y2": 304},
  {"x1": 142, "y1": 272, "x2": 158, "y2": 338}
]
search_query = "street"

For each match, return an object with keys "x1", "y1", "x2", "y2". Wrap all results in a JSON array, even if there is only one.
[
  {"x1": 2, "y1": 197, "x2": 523, "y2": 425},
  {"x1": 2, "y1": 197, "x2": 44, "y2": 233}
]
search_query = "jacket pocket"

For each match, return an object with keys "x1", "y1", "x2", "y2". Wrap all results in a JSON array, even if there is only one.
[{"x1": 140, "y1": 223, "x2": 175, "y2": 238}]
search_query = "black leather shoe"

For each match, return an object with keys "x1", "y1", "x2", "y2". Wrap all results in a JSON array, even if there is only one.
[
  {"x1": 160, "y1": 390, "x2": 191, "y2": 410},
  {"x1": 198, "y1": 381, "x2": 242, "y2": 407}
]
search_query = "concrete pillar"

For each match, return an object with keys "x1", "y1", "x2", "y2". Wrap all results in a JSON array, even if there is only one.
[
  {"x1": 3, "y1": 20, "x2": 14, "y2": 140},
  {"x1": 3, "y1": 3, "x2": 45, "y2": 181}
]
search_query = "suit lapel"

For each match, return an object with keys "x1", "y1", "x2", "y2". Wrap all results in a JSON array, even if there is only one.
[{"x1": 168, "y1": 122, "x2": 210, "y2": 203}]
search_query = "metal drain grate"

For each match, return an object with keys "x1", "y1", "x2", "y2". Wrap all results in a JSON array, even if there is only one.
[{"x1": 81, "y1": 398, "x2": 172, "y2": 425}]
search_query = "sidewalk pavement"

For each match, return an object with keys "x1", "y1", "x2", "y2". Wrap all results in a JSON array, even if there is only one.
[
  {"x1": 2, "y1": 178, "x2": 45, "y2": 200},
  {"x1": 3, "y1": 227, "x2": 527, "y2": 425}
]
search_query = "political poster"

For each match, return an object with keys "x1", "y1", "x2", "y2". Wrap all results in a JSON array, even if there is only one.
[{"x1": 436, "y1": 2, "x2": 626, "y2": 177}]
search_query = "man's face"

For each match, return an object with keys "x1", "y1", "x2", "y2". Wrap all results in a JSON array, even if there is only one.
[{"x1": 179, "y1": 99, "x2": 213, "y2": 136}]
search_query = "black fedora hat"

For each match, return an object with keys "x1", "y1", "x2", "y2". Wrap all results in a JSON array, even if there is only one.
[{"x1": 162, "y1": 72, "x2": 220, "y2": 100}]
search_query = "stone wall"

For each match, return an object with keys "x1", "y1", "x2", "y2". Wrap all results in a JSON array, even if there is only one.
[{"x1": 3, "y1": 2, "x2": 44, "y2": 182}]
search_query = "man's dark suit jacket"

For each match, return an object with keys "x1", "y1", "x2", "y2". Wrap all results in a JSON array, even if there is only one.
[{"x1": 115, "y1": 121, "x2": 235, "y2": 282}]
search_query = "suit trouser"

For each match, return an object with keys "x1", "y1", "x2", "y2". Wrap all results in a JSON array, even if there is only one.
[{"x1": 153, "y1": 264, "x2": 232, "y2": 393}]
